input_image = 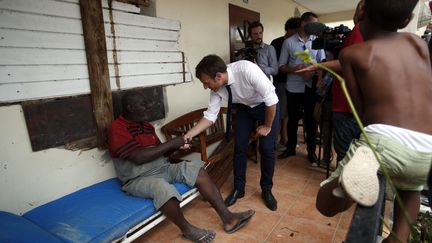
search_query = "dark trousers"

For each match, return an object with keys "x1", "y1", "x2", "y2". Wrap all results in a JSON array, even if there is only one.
[
  {"x1": 233, "y1": 103, "x2": 279, "y2": 192},
  {"x1": 332, "y1": 112, "x2": 360, "y2": 161},
  {"x1": 286, "y1": 86, "x2": 317, "y2": 153}
]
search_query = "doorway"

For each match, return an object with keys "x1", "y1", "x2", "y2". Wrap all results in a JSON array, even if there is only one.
[{"x1": 228, "y1": 4, "x2": 260, "y2": 62}]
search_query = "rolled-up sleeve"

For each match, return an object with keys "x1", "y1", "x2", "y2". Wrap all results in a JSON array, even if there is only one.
[{"x1": 202, "y1": 92, "x2": 222, "y2": 123}]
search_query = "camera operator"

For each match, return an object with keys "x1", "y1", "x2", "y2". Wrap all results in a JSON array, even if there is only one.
[
  {"x1": 278, "y1": 12, "x2": 326, "y2": 166},
  {"x1": 298, "y1": 0, "x2": 365, "y2": 164},
  {"x1": 248, "y1": 21, "x2": 278, "y2": 79}
]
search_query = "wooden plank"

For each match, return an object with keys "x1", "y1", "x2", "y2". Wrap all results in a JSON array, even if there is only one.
[
  {"x1": 79, "y1": 0, "x2": 113, "y2": 149},
  {"x1": 0, "y1": 80, "x2": 91, "y2": 102},
  {"x1": 0, "y1": 48, "x2": 183, "y2": 65},
  {"x1": 0, "y1": 65, "x2": 89, "y2": 83},
  {"x1": 0, "y1": 48, "x2": 86, "y2": 65},
  {"x1": 104, "y1": 23, "x2": 179, "y2": 41},
  {"x1": 0, "y1": 73, "x2": 191, "y2": 102},
  {"x1": 0, "y1": 0, "x2": 80, "y2": 19},
  {"x1": 0, "y1": 28, "x2": 178, "y2": 51},
  {"x1": 0, "y1": 63, "x2": 186, "y2": 83},
  {"x1": 108, "y1": 51, "x2": 183, "y2": 64},
  {"x1": 22, "y1": 86, "x2": 164, "y2": 152},
  {"x1": 102, "y1": 9, "x2": 180, "y2": 31},
  {"x1": 0, "y1": 9, "x2": 83, "y2": 34},
  {"x1": 106, "y1": 37, "x2": 179, "y2": 51},
  {"x1": 110, "y1": 72, "x2": 192, "y2": 90},
  {"x1": 0, "y1": 29, "x2": 85, "y2": 49},
  {"x1": 22, "y1": 95, "x2": 96, "y2": 151},
  {"x1": 111, "y1": 63, "x2": 185, "y2": 76}
]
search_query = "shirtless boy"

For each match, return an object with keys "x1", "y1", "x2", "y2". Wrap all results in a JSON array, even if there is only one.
[{"x1": 316, "y1": 0, "x2": 432, "y2": 242}]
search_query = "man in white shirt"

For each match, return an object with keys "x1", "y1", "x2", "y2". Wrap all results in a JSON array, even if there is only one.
[{"x1": 185, "y1": 55, "x2": 280, "y2": 211}]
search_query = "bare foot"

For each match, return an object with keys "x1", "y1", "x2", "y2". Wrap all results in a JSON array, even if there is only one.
[
  {"x1": 182, "y1": 227, "x2": 216, "y2": 243},
  {"x1": 224, "y1": 210, "x2": 255, "y2": 234}
]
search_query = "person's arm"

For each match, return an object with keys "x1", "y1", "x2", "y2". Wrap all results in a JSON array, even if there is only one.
[
  {"x1": 246, "y1": 63, "x2": 278, "y2": 137},
  {"x1": 255, "y1": 104, "x2": 276, "y2": 137},
  {"x1": 184, "y1": 118, "x2": 213, "y2": 141},
  {"x1": 296, "y1": 60, "x2": 342, "y2": 73},
  {"x1": 339, "y1": 47, "x2": 363, "y2": 115},
  {"x1": 263, "y1": 45, "x2": 278, "y2": 76},
  {"x1": 128, "y1": 136, "x2": 186, "y2": 165},
  {"x1": 184, "y1": 92, "x2": 221, "y2": 142}
]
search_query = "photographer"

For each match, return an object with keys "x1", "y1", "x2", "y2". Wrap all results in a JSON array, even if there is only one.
[
  {"x1": 278, "y1": 12, "x2": 326, "y2": 166},
  {"x1": 299, "y1": 0, "x2": 364, "y2": 164},
  {"x1": 248, "y1": 21, "x2": 278, "y2": 79}
]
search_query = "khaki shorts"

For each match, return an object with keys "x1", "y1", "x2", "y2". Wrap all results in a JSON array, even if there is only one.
[
  {"x1": 322, "y1": 132, "x2": 432, "y2": 191},
  {"x1": 123, "y1": 160, "x2": 204, "y2": 209}
]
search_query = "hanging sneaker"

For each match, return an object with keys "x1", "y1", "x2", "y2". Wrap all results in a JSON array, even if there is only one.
[{"x1": 340, "y1": 146, "x2": 380, "y2": 207}]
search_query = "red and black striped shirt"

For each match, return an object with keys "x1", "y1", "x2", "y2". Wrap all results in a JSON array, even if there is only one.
[{"x1": 108, "y1": 116, "x2": 161, "y2": 159}]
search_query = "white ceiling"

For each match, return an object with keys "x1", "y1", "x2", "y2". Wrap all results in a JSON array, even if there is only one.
[{"x1": 292, "y1": 0, "x2": 360, "y2": 15}]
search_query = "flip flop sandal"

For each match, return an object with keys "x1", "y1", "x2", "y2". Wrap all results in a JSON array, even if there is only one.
[
  {"x1": 182, "y1": 230, "x2": 216, "y2": 243},
  {"x1": 340, "y1": 146, "x2": 380, "y2": 207},
  {"x1": 224, "y1": 210, "x2": 255, "y2": 234}
]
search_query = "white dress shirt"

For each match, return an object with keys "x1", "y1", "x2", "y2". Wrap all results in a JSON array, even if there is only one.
[{"x1": 203, "y1": 60, "x2": 279, "y2": 123}]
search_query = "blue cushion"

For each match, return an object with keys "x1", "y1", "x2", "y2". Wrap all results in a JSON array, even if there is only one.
[
  {"x1": 23, "y1": 178, "x2": 192, "y2": 243},
  {"x1": 0, "y1": 211, "x2": 62, "y2": 243}
]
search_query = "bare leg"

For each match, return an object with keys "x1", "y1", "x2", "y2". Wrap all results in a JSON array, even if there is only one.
[
  {"x1": 195, "y1": 168, "x2": 255, "y2": 232},
  {"x1": 316, "y1": 178, "x2": 354, "y2": 216},
  {"x1": 383, "y1": 190, "x2": 420, "y2": 243},
  {"x1": 159, "y1": 198, "x2": 215, "y2": 242}
]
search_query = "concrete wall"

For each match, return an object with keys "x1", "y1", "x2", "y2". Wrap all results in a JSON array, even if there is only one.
[{"x1": 0, "y1": 0, "x2": 308, "y2": 215}]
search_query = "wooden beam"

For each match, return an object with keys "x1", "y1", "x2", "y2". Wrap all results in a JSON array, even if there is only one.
[{"x1": 79, "y1": 0, "x2": 114, "y2": 149}]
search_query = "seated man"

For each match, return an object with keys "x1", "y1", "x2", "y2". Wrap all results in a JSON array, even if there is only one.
[{"x1": 108, "y1": 90, "x2": 255, "y2": 243}]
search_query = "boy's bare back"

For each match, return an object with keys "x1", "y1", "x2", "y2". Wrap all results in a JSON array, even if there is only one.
[{"x1": 340, "y1": 32, "x2": 432, "y2": 135}]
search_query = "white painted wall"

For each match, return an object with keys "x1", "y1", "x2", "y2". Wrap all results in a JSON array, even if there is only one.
[{"x1": 0, "y1": 0, "x2": 309, "y2": 214}]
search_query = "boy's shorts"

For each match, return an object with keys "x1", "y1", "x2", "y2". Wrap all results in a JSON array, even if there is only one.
[
  {"x1": 321, "y1": 132, "x2": 432, "y2": 191},
  {"x1": 123, "y1": 160, "x2": 204, "y2": 209}
]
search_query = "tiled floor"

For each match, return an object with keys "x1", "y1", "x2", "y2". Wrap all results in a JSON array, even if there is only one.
[{"x1": 136, "y1": 141, "x2": 358, "y2": 243}]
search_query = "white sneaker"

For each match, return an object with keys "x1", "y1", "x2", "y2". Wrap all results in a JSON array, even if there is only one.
[{"x1": 340, "y1": 146, "x2": 380, "y2": 207}]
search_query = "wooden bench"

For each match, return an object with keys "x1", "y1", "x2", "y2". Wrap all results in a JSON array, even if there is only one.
[{"x1": 161, "y1": 107, "x2": 235, "y2": 188}]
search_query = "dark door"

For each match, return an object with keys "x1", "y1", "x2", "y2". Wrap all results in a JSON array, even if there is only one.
[{"x1": 229, "y1": 4, "x2": 260, "y2": 62}]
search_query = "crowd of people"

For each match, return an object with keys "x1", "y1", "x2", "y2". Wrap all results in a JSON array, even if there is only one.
[{"x1": 106, "y1": 0, "x2": 432, "y2": 242}]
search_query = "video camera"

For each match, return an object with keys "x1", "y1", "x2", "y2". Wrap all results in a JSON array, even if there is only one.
[
  {"x1": 234, "y1": 40, "x2": 257, "y2": 62},
  {"x1": 233, "y1": 25, "x2": 257, "y2": 62},
  {"x1": 304, "y1": 22, "x2": 351, "y2": 56}
]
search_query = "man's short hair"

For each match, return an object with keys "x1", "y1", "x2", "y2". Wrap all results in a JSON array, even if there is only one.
[
  {"x1": 365, "y1": 0, "x2": 418, "y2": 31},
  {"x1": 300, "y1": 12, "x2": 318, "y2": 22},
  {"x1": 284, "y1": 17, "x2": 301, "y2": 31},
  {"x1": 248, "y1": 21, "x2": 264, "y2": 35},
  {"x1": 195, "y1": 55, "x2": 227, "y2": 79}
]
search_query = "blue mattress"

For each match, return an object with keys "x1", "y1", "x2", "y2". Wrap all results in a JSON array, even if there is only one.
[{"x1": 19, "y1": 178, "x2": 191, "y2": 243}]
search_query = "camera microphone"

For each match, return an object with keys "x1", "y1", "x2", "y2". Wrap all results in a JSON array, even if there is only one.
[{"x1": 304, "y1": 22, "x2": 327, "y2": 36}]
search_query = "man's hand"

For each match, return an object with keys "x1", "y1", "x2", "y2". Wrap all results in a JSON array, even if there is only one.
[
  {"x1": 180, "y1": 133, "x2": 193, "y2": 150},
  {"x1": 255, "y1": 125, "x2": 271, "y2": 138}
]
